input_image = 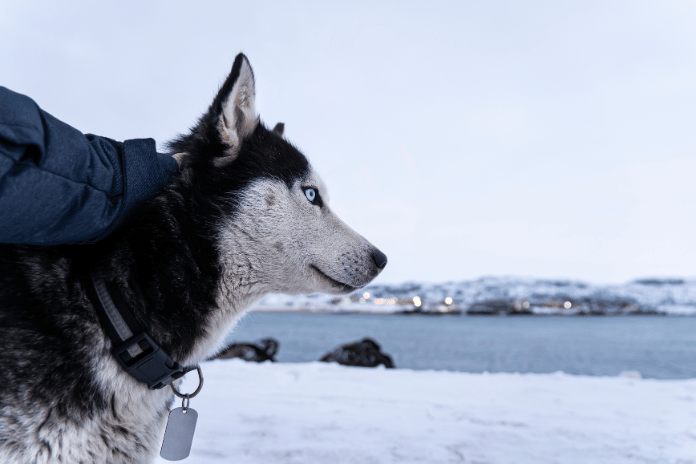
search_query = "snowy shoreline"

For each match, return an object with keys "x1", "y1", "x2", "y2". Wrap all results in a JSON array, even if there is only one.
[
  {"x1": 156, "y1": 360, "x2": 696, "y2": 464},
  {"x1": 253, "y1": 308, "x2": 696, "y2": 316},
  {"x1": 255, "y1": 276, "x2": 696, "y2": 316}
]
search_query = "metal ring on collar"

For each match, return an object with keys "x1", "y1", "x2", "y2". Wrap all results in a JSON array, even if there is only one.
[{"x1": 171, "y1": 365, "x2": 203, "y2": 399}]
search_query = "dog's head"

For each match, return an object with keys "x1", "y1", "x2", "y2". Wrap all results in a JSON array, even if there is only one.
[{"x1": 169, "y1": 54, "x2": 386, "y2": 297}]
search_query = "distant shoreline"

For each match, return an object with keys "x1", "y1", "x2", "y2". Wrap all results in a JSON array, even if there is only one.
[
  {"x1": 252, "y1": 309, "x2": 690, "y2": 316},
  {"x1": 253, "y1": 276, "x2": 696, "y2": 316}
]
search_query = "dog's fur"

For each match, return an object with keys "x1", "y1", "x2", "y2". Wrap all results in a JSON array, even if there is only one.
[{"x1": 0, "y1": 54, "x2": 385, "y2": 464}]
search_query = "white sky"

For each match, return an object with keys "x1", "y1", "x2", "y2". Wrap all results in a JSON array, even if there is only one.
[{"x1": 1, "y1": 1, "x2": 695, "y2": 285}]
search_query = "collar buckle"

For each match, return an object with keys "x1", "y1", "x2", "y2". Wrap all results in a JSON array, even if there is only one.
[{"x1": 112, "y1": 332, "x2": 186, "y2": 390}]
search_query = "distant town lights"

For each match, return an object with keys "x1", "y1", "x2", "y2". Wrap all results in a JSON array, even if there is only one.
[
  {"x1": 564, "y1": 301, "x2": 572, "y2": 309},
  {"x1": 444, "y1": 297, "x2": 453, "y2": 305},
  {"x1": 413, "y1": 296, "x2": 422, "y2": 308}
]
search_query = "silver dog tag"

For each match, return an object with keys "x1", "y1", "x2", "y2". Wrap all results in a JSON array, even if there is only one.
[{"x1": 160, "y1": 407, "x2": 198, "y2": 461}]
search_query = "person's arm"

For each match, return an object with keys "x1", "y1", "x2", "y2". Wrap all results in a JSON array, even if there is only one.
[{"x1": 0, "y1": 86, "x2": 177, "y2": 245}]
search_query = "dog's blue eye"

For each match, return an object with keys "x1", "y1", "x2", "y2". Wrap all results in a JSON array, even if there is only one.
[{"x1": 304, "y1": 188, "x2": 316, "y2": 203}]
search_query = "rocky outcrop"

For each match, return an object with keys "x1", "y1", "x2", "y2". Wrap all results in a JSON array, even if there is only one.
[
  {"x1": 211, "y1": 338, "x2": 279, "y2": 362},
  {"x1": 320, "y1": 338, "x2": 395, "y2": 368}
]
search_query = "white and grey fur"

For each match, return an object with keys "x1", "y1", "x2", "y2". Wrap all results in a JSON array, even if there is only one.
[{"x1": 0, "y1": 53, "x2": 386, "y2": 464}]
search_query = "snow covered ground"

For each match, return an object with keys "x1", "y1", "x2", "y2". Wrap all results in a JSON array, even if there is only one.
[{"x1": 155, "y1": 360, "x2": 696, "y2": 464}]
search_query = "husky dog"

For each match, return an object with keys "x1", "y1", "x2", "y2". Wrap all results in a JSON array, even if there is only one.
[{"x1": 0, "y1": 54, "x2": 386, "y2": 464}]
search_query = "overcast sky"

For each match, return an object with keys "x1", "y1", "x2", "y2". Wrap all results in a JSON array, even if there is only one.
[{"x1": 2, "y1": 1, "x2": 696, "y2": 285}]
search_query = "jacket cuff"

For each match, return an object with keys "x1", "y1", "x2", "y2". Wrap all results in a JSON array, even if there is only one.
[{"x1": 121, "y1": 138, "x2": 177, "y2": 220}]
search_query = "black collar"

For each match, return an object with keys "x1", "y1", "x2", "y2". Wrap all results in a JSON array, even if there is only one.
[{"x1": 86, "y1": 271, "x2": 192, "y2": 389}]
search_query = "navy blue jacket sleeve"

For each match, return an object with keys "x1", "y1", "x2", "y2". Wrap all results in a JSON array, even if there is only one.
[{"x1": 0, "y1": 86, "x2": 178, "y2": 245}]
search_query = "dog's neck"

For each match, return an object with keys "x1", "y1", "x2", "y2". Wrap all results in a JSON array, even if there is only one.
[
  {"x1": 176, "y1": 216, "x2": 272, "y2": 366},
  {"x1": 92, "y1": 165, "x2": 270, "y2": 366}
]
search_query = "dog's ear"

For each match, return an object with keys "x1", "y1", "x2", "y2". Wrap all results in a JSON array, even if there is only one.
[
  {"x1": 213, "y1": 53, "x2": 259, "y2": 166},
  {"x1": 272, "y1": 122, "x2": 284, "y2": 136}
]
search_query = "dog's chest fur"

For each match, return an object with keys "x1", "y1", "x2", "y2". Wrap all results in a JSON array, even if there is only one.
[{"x1": 0, "y1": 201, "x2": 228, "y2": 463}]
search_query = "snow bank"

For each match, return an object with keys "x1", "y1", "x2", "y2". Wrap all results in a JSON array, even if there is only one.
[{"x1": 155, "y1": 360, "x2": 696, "y2": 464}]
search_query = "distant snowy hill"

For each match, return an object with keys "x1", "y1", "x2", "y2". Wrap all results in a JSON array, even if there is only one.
[{"x1": 254, "y1": 277, "x2": 696, "y2": 315}]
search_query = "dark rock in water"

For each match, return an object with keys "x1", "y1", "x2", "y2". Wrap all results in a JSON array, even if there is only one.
[
  {"x1": 211, "y1": 338, "x2": 279, "y2": 362},
  {"x1": 320, "y1": 338, "x2": 395, "y2": 368}
]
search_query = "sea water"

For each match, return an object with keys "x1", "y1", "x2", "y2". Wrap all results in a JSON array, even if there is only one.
[{"x1": 226, "y1": 312, "x2": 696, "y2": 379}]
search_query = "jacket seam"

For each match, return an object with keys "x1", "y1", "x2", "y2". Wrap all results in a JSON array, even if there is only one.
[
  {"x1": 0, "y1": 122, "x2": 40, "y2": 130},
  {"x1": 0, "y1": 151, "x2": 117, "y2": 198}
]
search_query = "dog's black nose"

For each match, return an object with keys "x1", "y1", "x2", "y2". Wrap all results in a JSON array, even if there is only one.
[{"x1": 372, "y1": 249, "x2": 388, "y2": 270}]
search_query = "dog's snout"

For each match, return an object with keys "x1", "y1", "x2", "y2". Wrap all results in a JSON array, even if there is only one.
[{"x1": 372, "y1": 249, "x2": 388, "y2": 270}]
